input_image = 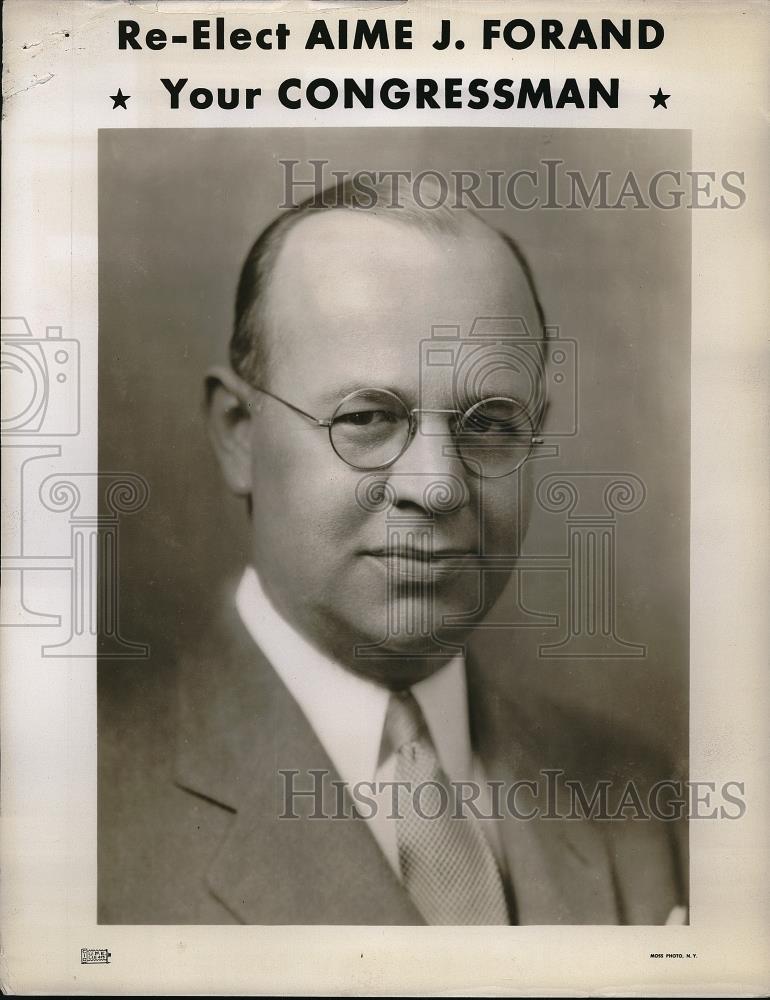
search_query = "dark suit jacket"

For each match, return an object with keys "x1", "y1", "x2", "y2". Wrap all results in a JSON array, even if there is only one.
[{"x1": 98, "y1": 601, "x2": 687, "y2": 924}]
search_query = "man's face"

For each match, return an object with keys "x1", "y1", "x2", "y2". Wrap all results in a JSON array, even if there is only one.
[{"x1": 233, "y1": 211, "x2": 541, "y2": 683}]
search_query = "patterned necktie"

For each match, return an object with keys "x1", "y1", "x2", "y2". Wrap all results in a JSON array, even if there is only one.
[{"x1": 383, "y1": 689, "x2": 510, "y2": 925}]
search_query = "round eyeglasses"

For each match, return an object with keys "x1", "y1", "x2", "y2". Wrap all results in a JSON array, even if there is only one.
[{"x1": 248, "y1": 384, "x2": 543, "y2": 478}]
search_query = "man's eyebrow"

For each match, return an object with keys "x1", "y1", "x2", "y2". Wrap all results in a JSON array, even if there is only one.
[
  {"x1": 314, "y1": 382, "x2": 532, "y2": 411},
  {"x1": 315, "y1": 381, "x2": 413, "y2": 406}
]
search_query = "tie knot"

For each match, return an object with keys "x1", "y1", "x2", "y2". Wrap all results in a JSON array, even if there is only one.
[{"x1": 383, "y1": 690, "x2": 428, "y2": 755}]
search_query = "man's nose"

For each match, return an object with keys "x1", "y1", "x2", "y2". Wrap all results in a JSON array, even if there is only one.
[{"x1": 386, "y1": 412, "x2": 471, "y2": 515}]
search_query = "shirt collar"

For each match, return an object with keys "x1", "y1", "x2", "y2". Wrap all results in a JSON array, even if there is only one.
[{"x1": 235, "y1": 566, "x2": 473, "y2": 785}]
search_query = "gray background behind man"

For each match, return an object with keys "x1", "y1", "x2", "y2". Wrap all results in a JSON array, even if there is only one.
[
  {"x1": 98, "y1": 127, "x2": 689, "y2": 757},
  {"x1": 97, "y1": 129, "x2": 688, "y2": 922}
]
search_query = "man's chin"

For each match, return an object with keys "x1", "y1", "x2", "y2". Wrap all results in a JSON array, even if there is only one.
[
  {"x1": 343, "y1": 645, "x2": 466, "y2": 688},
  {"x1": 336, "y1": 612, "x2": 475, "y2": 687},
  {"x1": 314, "y1": 585, "x2": 490, "y2": 684}
]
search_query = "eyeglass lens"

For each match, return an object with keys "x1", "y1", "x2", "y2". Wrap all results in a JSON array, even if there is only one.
[{"x1": 329, "y1": 389, "x2": 534, "y2": 476}]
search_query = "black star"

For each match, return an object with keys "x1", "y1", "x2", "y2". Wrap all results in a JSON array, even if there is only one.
[
  {"x1": 650, "y1": 88, "x2": 670, "y2": 109},
  {"x1": 110, "y1": 89, "x2": 130, "y2": 110}
]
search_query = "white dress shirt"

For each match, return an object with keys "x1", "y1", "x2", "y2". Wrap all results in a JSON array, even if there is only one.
[{"x1": 235, "y1": 565, "x2": 504, "y2": 877}]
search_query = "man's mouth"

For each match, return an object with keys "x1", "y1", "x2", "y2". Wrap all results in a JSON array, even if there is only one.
[{"x1": 364, "y1": 547, "x2": 478, "y2": 581}]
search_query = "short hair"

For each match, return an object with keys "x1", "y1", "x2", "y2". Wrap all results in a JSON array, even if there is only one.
[{"x1": 230, "y1": 176, "x2": 546, "y2": 387}]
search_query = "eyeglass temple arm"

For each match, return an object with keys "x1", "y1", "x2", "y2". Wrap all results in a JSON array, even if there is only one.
[{"x1": 251, "y1": 386, "x2": 331, "y2": 427}]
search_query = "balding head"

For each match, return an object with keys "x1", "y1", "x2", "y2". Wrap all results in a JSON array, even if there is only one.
[
  {"x1": 230, "y1": 177, "x2": 545, "y2": 389},
  {"x1": 207, "y1": 175, "x2": 547, "y2": 680}
]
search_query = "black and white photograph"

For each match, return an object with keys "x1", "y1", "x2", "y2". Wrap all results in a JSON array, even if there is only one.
[
  {"x1": 2, "y1": 1, "x2": 767, "y2": 993},
  {"x1": 98, "y1": 128, "x2": 691, "y2": 926}
]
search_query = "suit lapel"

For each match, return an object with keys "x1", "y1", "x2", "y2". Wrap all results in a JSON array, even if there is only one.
[
  {"x1": 467, "y1": 655, "x2": 620, "y2": 925},
  {"x1": 498, "y1": 803, "x2": 619, "y2": 924},
  {"x1": 175, "y1": 600, "x2": 621, "y2": 924},
  {"x1": 174, "y1": 603, "x2": 422, "y2": 924}
]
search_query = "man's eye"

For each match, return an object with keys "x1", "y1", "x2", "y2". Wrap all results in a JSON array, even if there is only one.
[
  {"x1": 462, "y1": 400, "x2": 527, "y2": 436},
  {"x1": 334, "y1": 409, "x2": 397, "y2": 427},
  {"x1": 465, "y1": 414, "x2": 508, "y2": 433}
]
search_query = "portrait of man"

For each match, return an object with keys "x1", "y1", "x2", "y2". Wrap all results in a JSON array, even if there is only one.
[{"x1": 97, "y1": 129, "x2": 690, "y2": 925}]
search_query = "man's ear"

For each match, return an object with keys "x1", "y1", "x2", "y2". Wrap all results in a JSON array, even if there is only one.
[{"x1": 204, "y1": 366, "x2": 255, "y2": 497}]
